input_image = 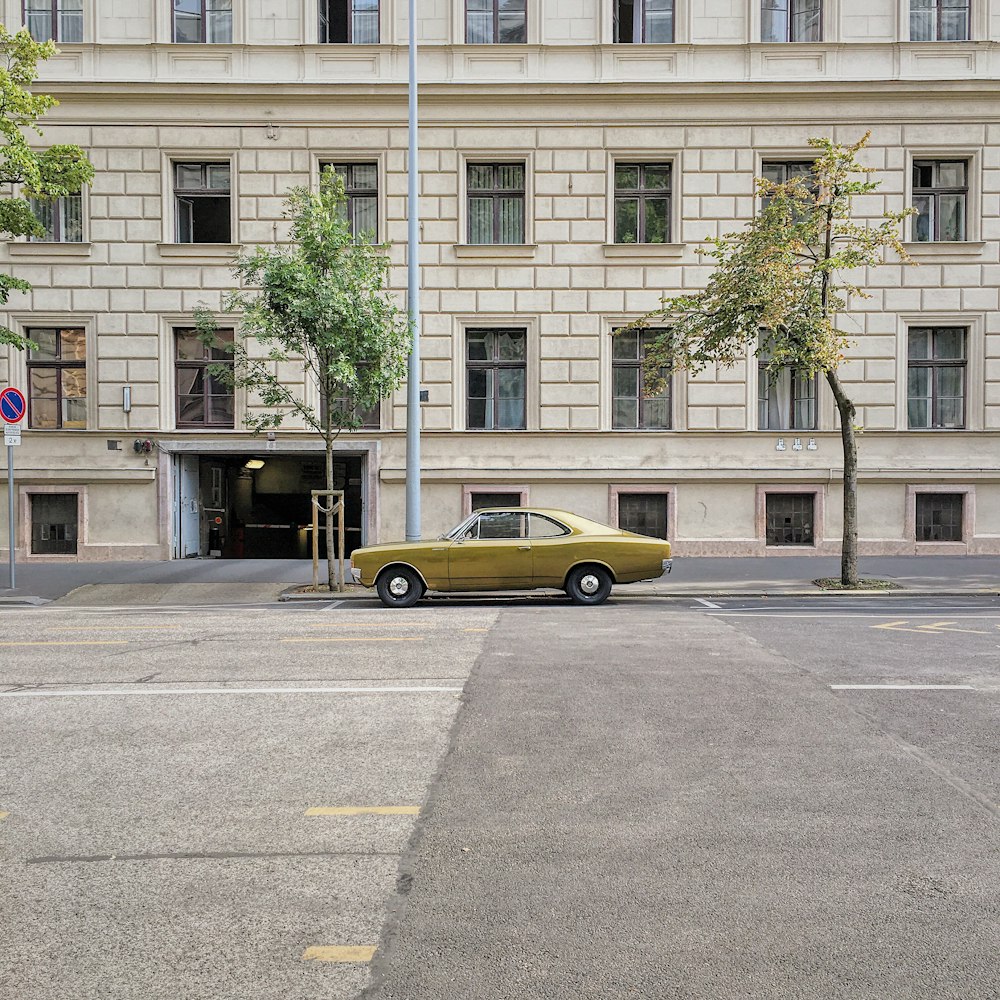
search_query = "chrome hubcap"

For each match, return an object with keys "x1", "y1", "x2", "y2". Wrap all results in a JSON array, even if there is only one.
[
  {"x1": 388, "y1": 576, "x2": 410, "y2": 597},
  {"x1": 580, "y1": 574, "x2": 600, "y2": 595}
]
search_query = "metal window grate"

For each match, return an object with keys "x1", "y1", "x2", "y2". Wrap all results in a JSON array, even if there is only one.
[
  {"x1": 915, "y1": 493, "x2": 963, "y2": 542},
  {"x1": 31, "y1": 493, "x2": 78, "y2": 555},
  {"x1": 618, "y1": 493, "x2": 668, "y2": 539},
  {"x1": 471, "y1": 492, "x2": 523, "y2": 511},
  {"x1": 765, "y1": 493, "x2": 815, "y2": 546}
]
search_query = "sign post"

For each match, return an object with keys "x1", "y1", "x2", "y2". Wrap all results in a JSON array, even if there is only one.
[{"x1": 0, "y1": 387, "x2": 26, "y2": 590}]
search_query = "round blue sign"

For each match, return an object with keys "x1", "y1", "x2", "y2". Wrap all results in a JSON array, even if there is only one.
[{"x1": 0, "y1": 387, "x2": 26, "y2": 424}]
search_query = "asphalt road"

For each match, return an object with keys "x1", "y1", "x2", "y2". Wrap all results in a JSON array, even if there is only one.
[{"x1": 1, "y1": 596, "x2": 997, "y2": 999}]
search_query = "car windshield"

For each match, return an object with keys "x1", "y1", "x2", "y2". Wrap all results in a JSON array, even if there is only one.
[{"x1": 442, "y1": 514, "x2": 478, "y2": 540}]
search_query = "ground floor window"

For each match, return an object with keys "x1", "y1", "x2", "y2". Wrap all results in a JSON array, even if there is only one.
[
  {"x1": 31, "y1": 493, "x2": 78, "y2": 555},
  {"x1": 765, "y1": 493, "x2": 815, "y2": 546},
  {"x1": 915, "y1": 492, "x2": 964, "y2": 542},
  {"x1": 470, "y1": 491, "x2": 523, "y2": 511},
  {"x1": 617, "y1": 492, "x2": 668, "y2": 539}
]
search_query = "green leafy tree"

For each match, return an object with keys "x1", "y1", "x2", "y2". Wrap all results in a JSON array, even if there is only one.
[
  {"x1": 640, "y1": 133, "x2": 911, "y2": 586},
  {"x1": 0, "y1": 26, "x2": 94, "y2": 344},
  {"x1": 198, "y1": 171, "x2": 410, "y2": 590}
]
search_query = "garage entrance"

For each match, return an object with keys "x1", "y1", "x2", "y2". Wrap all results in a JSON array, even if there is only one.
[{"x1": 173, "y1": 452, "x2": 365, "y2": 559}]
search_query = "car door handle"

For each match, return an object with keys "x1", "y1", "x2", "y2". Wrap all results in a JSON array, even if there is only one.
[
  {"x1": 431, "y1": 546, "x2": 447, "y2": 551},
  {"x1": 518, "y1": 545, "x2": 530, "y2": 551}
]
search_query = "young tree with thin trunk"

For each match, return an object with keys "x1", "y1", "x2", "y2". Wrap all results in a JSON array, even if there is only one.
[
  {"x1": 198, "y1": 171, "x2": 410, "y2": 590},
  {"x1": 640, "y1": 133, "x2": 911, "y2": 586},
  {"x1": 0, "y1": 26, "x2": 94, "y2": 345}
]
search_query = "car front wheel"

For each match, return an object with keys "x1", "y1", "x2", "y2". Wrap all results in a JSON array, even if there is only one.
[
  {"x1": 375, "y1": 566, "x2": 424, "y2": 609},
  {"x1": 565, "y1": 565, "x2": 613, "y2": 606}
]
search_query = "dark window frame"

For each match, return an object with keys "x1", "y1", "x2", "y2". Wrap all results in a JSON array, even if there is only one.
[
  {"x1": 761, "y1": 0, "x2": 823, "y2": 42},
  {"x1": 321, "y1": 369, "x2": 381, "y2": 431},
  {"x1": 914, "y1": 492, "x2": 965, "y2": 542},
  {"x1": 612, "y1": 327, "x2": 672, "y2": 430},
  {"x1": 319, "y1": 0, "x2": 380, "y2": 43},
  {"x1": 28, "y1": 192, "x2": 85, "y2": 243},
  {"x1": 26, "y1": 326, "x2": 87, "y2": 430},
  {"x1": 173, "y1": 160, "x2": 232, "y2": 244},
  {"x1": 910, "y1": 0, "x2": 971, "y2": 41},
  {"x1": 613, "y1": 162, "x2": 672, "y2": 244},
  {"x1": 912, "y1": 159, "x2": 968, "y2": 242},
  {"x1": 765, "y1": 492, "x2": 816, "y2": 546},
  {"x1": 471, "y1": 491, "x2": 524, "y2": 511},
  {"x1": 757, "y1": 334, "x2": 818, "y2": 431},
  {"x1": 23, "y1": 0, "x2": 83, "y2": 42},
  {"x1": 613, "y1": 0, "x2": 676, "y2": 43},
  {"x1": 172, "y1": 0, "x2": 233, "y2": 44},
  {"x1": 465, "y1": 0, "x2": 527, "y2": 43},
  {"x1": 466, "y1": 162, "x2": 526, "y2": 245},
  {"x1": 617, "y1": 492, "x2": 670, "y2": 539},
  {"x1": 907, "y1": 326, "x2": 967, "y2": 430},
  {"x1": 319, "y1": 161, "x2": 379, "y2": 240},
  {"x1": 466, "y1": 328, "x2": 527, "y2": 431},
  {"x1": 174, "y1": 328, "x2": 236, "y2": 429},
  {"x1": 30, "y1": 492, "x2": 80, "y2": 555}
]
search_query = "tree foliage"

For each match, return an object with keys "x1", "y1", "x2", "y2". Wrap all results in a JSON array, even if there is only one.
[
  {"x1": 639, "y1": 133, "x2": 912, "y2": 585},
  {"x1": 197, "y1": 170, "x2": 411, "y2": 588},
  {"x1": 0, "y1": 26, "x2": 95, "y2": 344}
]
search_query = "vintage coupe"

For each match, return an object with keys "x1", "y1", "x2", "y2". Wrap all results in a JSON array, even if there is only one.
[{"x1": 349, "y1": 507, "x2": 672, "y2": 608}]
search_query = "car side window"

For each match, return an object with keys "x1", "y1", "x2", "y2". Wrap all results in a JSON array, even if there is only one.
[
  {"x1": 475, "y1": 511, "x2": 526, "y2": 539},
  {"x1": 528, "y1": 514, "x2": 571, "y2": 538}
]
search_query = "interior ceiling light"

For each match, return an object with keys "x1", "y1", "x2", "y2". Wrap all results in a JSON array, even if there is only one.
[{"x1": 244, "y1": 459, "x2": 265, "y2": 470}]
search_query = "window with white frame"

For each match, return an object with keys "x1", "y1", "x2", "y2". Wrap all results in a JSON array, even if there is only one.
[
  {"x1": 910, "y1": 0, "x2": 970, "y2": 41},
  {"x1": 761, "y1": 0, "x2": 821, "y2": 41},
  {"x1": 319, "y1": 0, "x2": 379, "y2": 43},
  {"x1": 466, "y1": 0, "x2": 526, "y2": 43},
  {"x1": 25, "y1": 0, "x2": 83, "y2": 41},
  {"x1": 613, "y1": 0, "x2": 674, "y2": 42},
  {"x1": 173, "y1": 0, "x2": 232, "y2": 43},
  {"x1": 29, "y1": 193, "x2": 84, "y2": 243},
  {"x1": 912, "y1": 160, "x2": 968, "y2": 242},
  {"x1": 174, "y1": 162, "x2": 231, "y2": 243}
]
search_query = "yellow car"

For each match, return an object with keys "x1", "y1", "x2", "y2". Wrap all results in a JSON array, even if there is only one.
[{"x1": 349, "y1": 507, "x2": 672, "y2": 608}]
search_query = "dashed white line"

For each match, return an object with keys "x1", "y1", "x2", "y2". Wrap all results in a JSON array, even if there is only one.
[
  {"x1": 693, "y1": 598, "x2": 722, "y2": 609},
  {"x1": 830, "y1": 684, "x2": 978, "y2": 691},
  {"x1": 0, "y1": 686, "x2": 464, "y2": 700}
]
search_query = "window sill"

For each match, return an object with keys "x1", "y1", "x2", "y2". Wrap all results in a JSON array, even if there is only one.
[
  {"x1": 453, "y1": 244, "x2": 538, "y2": 259},
  {"x1": 8, "y1": 242, "x2": 92, "y2": 257},
  {"x1": 603, "y1": 243, "x2": 685, "y2": 260},
  {"x1": 902, "y1": 241, "x2": 985, "y2": 257},
  {"x1": 157, "y1": 243, "x2": 242, "y2": 259}
]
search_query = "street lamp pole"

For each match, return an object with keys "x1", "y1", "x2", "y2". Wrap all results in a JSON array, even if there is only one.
[{"x1": 404, "y1": 0, "x2": 421, "y2": 541}]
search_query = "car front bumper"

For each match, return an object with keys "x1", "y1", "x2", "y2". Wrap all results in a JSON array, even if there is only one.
[
  {"x1": 662, "y1": 559, "x2": 673, "y2": 574},
  {"x1": 350, "y1": 566, "x2": 363, "y2": 585}
]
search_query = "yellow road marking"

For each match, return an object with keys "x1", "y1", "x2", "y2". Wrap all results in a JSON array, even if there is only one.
[
  {"x1": 922, "y1": 621, "x2": 992, "y2": 635},
  {"x1": 46, "y1": 626, "x2": 180, "y2": 633},
  {"x1": 463, "y1": 628, "x2": 489, "y2": 633},
  {"x1": 305, "y1": 806, "x2": 420, "y2": 817},
  {"x1": 871, "y1": 620, "x2": 992, "y2": 636},
  {"x1": 307, "y1": 622, "x2": 427, "y2": 629},
  {"x1": 0, "y1": 811, "x2": 9, "y2": 821},
  {"x1": 281, "y1": 637, "x2": 424, "y2": 644},
  {"x1": 0, "y1": 641, "x2": 130, "y2": 647},
  {"x1": 302, "y1": 946, "x2": 376, "y2": 963}
]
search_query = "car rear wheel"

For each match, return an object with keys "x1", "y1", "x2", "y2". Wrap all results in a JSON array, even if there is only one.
[
  {"x1": 375, "y1": 566, "x2": 424, "y2": 609},
  {"x1": 565, "y1": 565, "x2": 613, "y2": 606}
]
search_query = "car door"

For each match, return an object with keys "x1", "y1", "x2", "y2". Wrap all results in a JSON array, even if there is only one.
[
  {"x1": 527, "y1": 513, "x2": 574, "y2": 586},
  {"x1": 448, "y1": 511, "x2": 532, "y2": 590}
]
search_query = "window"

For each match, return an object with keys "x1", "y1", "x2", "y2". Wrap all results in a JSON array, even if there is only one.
[
  {"x1": 173, "y1": 0, "x2": 232, "y2": 43},
  {"x1": 466, "y1": 0, "x2": 526, "y2": 43},
  {"x1": 319, "y1": 0, "x2": 378, "y2": 42},
  {"x1": 175, "y1": 328, "x2": 235, "y2": 428},
  {"x1": 25, "y1": 0, "x2": 82, "y2": 42},
  {"x1": 28, "y1": 194, "x2": 84, "y2": 243},
  {"x1": 618, "y1": 493, "x2": 668, "y2": 539},
  {"x1": 910, "y1": 0, "x2": 969, "y2": 40},
  {"x1": 761, "y1": 0, "x2": 821, "y2": 41},
  {"x1": 174, "y1": 162, "x2": 231, "y2": 243},
  {"x1": 614, "y1": 164, "x2": 671, "y2": 244},
  {"x1": 466, "y1": 329, "x2": 526, "y2": 430},
  {"x1": 765, "y1": 493, "x2": 815, "y2": 546},
  {"x1": 471, "y1": 491, "x2": 523, "y2": 511},
  {"x1": 461, "y1": 511, "x2": 526, "y2": 539},
  {"x1": 320, "y1": 163, "x2": 378, "y2": 240},
  {"x1": 907, "y1": 327, "x2": 966, "y2": 429},
  {"x1": 915, "y1": 493, "x2": 964, "y2": 541},
  {"x1": 26, "y1": 327, "x2": 86, "y2": 429},
  {"x1": 612, "y1": 329, "x2": 671, "y2": 430},
  {"x1": 758, "y1": 335, "x2": 816, "y2": 430},
  {"x1": 31, "y1": 494, "x2": 78, "y2": 555},
  {"x1": 528, "y1": 513, "x2": 570, "y2": 537},
  {"x1": 467, "y1": 164, "x2": 525, "y2": 245},
  {"x1": 322, "y1": 385, "x2": 380, "y2": 430},
  {"x1": 760, "y1": 160, "x2": 814, "y2": 213},
  {"x1": 912, "y1": 160, "x2": 967, "y2": 242},
  {"x1": 613, "y1": 0, "x2": 674, "y2": 42}
]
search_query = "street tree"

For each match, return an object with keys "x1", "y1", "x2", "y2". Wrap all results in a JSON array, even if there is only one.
[
  {"x1": 197, "y1": 170, "x2": 410, "y2": 590},
  {"x1": 639, "y1": 133, "x2": 911, "y2": 586},
  {"x1": 0, "y1": 26, "x2": 94, "y2": 345}
]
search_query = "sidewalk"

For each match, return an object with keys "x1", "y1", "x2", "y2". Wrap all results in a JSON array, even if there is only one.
[{"x1": 1, "y1": 554, "x2": 997, "y2": 606}]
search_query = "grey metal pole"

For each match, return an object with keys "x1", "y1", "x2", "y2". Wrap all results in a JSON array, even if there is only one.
[
  {"x1": 7, "y1": 444, "x2": 14, "y2": 590},
  {"x1": 404, "y1": 0, "x2": 421, "y2": 542}
]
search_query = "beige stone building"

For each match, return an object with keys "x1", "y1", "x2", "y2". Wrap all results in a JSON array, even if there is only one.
[{"x1": 1, "y1": 0, "x2": 999, "y2": 563}]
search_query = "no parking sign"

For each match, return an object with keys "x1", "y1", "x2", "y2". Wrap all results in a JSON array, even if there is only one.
[{"x1": 1, "y1": 386, "x2": 25, "y2": 589}]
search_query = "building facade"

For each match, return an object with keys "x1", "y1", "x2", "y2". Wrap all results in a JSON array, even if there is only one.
[{"x1": 2, "y1": 0, "x2": 999, "y2": 563}]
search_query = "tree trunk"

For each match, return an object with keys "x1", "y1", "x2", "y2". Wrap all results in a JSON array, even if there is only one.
[
  {"x1": 825, "y1": 369, "x2": 859, "y2": 587},
  {"x1": 325, "y1": 440, "x2": 336, "y2": 591}
]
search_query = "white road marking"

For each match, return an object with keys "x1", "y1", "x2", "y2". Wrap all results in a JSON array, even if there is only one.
[
  {"x1": 830, "y1": 684, "x2": 978, "y2": 691},
  {"x1": 0, "y1": 686, "x2": 464, "y2": 700},
  {"x1": 693, "y1": 598, "x2": 722, "y2": 609},
  {"x1": 705, "y1": 612, "x2": 1000, "y2": 620}
]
